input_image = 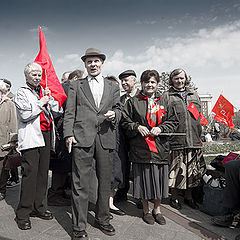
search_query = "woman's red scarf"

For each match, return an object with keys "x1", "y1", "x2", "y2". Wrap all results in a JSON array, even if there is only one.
[{"x1": 138, "y1": 93, "x2": 166, "y2": 153}]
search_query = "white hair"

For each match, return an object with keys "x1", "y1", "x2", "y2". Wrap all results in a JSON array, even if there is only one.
[
  {"x1": 0, "y1": 80, "x2": 8, "y2": 94},
  {"x1": 24, "y1": 62, "x2": 42, "y2": 78}
]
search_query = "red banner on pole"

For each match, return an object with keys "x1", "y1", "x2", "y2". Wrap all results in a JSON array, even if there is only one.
[
  {"x1": 34, "y1": 26, "x2": 67, "y2": 107},
  {"x1": 212, "y1": 94, "x2": 235, "y2": 128},
  {"x1": 200, "y1": 113, "x2": 208, "y2": 126}
]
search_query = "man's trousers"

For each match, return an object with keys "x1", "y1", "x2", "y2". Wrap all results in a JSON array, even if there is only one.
[{"x1": 71, "y1": 134, "x2": 113, "y2": 232}]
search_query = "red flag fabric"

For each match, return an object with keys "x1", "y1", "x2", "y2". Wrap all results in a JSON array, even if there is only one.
[
  {"x1": 222, "y1": 152, "x2": 240, "y2": 164},
  {"x1": 34, "y1": 26, "x2": 67, "y2": 107},
  {"x1": 212, "y1": 94, "x2": 235, "y2": 129},
  {"x1": 187, "y1": 102, "x2": 200, "y2": 120},
  {"x1": 200, "y1": 113, "x2": 208, "y2": 126}
]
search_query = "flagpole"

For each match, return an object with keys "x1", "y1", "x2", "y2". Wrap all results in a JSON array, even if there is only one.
[
  {"x1": 205, "y1": 112, "x2": 214, "y2": 132},
  {"x1": 158, "y1": 133, "x2": 187, "y2": 136},
  {"x1": 45, "y1": 69, "x2": 47, "y2": 89}
]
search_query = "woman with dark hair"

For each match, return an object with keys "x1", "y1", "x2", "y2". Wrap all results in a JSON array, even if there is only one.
[
  {"x1": 121, "y1": 70, "x2": 178, "y2": 225},
  {"x1": 162, "y1": 68, "x2": 206, "y2": 210}
]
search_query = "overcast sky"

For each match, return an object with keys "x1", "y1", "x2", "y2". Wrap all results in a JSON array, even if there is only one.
[{"x1": 1, "y1": 0, "x2": 240, "y2": 109}]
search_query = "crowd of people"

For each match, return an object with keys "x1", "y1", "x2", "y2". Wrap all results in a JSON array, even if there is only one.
[{"x1": 0, "y1": 47, "x2": 239, "y2": 240}]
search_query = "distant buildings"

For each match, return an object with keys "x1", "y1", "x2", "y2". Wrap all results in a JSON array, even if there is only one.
[{"x1": 199, "y1": 94, "x2": 212, "y2": 117}]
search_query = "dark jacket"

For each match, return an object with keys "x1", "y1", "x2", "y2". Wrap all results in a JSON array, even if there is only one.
[
  {"x1": 49, "y1": 81, "x2": 72, "y2": 173},
  {"x1": 0, "y1": 96, "x2": 17, "y2": 158},
  {"x1": 120, "y1": 89, "x2": 140, "y2": 106},
  {"x1": 63, "y1": 77, "x2": 121, "y2": 149},
  {"x1": 161, "y1": 87, "x2": 202, "y2": 150},
  {"x1": 121, "y1": 91, "x2": 178, "y2": 165}
]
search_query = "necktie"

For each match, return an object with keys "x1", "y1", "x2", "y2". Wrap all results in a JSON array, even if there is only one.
[{"x1": 90, "y1": 77, "x2": 100, "y2": 107}]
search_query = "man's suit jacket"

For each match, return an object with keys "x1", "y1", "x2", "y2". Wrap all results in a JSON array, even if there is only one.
[{"x1": 63, "y1": 77, "x2": 121, "y2": 150}]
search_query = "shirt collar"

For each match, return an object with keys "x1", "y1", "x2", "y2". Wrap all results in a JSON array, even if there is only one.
[
  {"x1": 88, "y1": 74, "x2": 103, "y2": 83},
  {"x1": 172, "y1": 86, "x2": 186, "y2": 92},
  {"x1": 127, "y1": 88, "x2": 137, "y2": 98}
]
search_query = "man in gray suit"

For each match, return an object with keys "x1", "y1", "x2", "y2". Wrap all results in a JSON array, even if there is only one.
[{"x1": 63, "y1": 48, "x2": 121, "y2": 240}]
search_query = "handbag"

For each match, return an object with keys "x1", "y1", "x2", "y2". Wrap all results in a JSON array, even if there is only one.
[
  {"x1": 210, "y1": 155, "x2": 225, "y2": 172},
  {"x1": 200, "y1": 176, "x2": 227, "y2": 216},
  {"x1": 3, "y1": 147, "x2": 22, "y2": 170}
]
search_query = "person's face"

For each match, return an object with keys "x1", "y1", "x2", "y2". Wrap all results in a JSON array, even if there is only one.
[
  {"x1": 62, "y1": 72, "x2": 70, "y2": 82},
  {"x1": 26, "y1": 69, "x2": 42, "y2": 87},
  {"x1": 172, "y1": 71, "x2": 186, "y2": 91},
  {"x1": 5, "y1": 84, "x2": 10, "y2": 92},
  {"x1": 141, "y1": 76, "x2": 158, "y2": 97},
  {"x1": 84, "y1": 56, "x2": 103, "y2": 77},
  {"x1": 121, "y1": 76, "x2": 136, "y2": 94}
]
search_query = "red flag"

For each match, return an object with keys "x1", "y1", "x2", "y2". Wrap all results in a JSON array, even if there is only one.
[
  {"x1": 212, "y1": 95, "x2": 235, "y2": 128},
  {"x1": 187, "y1": 102, "x2": 200, "y2": 120},
  {"x1": 34, "y1": 26, "x2": 67, "y2": 107},
  {"x1": 200, "y1": 113, "x2": 208, "y2": 126}
]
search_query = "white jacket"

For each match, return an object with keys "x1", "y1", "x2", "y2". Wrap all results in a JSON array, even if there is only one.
[{"x1": 14, "y1": 85, "x2": 62, "y2": 151}]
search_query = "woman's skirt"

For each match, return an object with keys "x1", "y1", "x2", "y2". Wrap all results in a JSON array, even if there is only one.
[
  {"x1": 169, "y1": 148, "x2": 206, "y2": 189},
  {"x1": 133, "y1": 163, "x2": 169, "y2": 200}
]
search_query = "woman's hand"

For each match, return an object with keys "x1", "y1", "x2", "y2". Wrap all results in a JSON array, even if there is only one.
[
  {"x1": 44, "y1": 87, "x2": 51, "y2": 95},
  {"x1": 150, "y1": 127, "x2": 161, "y2": 136},
  {"x1": 40, "y1": 95, "x2": 50, "y2": 105},
  {"x1": 138, "y1": 125, "x2": 150, "y2": 137}
]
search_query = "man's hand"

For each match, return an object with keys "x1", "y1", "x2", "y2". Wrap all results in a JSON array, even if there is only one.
[
  {"x1": 65, "y1": 136, "x2": 77, "y2": 153},
  {"x1": 150, "y1": 127, "x2": 161, "y2": 136},
  {"x1": 104, "y1": 110, "x2": 115, "y2": 121},
  {"x1": 138, "y1": 125, "x2": 150, "y2": 137}
]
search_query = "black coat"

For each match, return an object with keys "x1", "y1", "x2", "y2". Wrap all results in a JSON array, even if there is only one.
[
  {"x1": 121, "y1": 91, "x2": 178, "y2": 165},
  {"x1": 49, "y1": 81, "x2": 71, "y2": 173}
]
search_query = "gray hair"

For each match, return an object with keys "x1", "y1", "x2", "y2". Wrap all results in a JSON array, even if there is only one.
[
  {"x1": 24, "y1": 62, "x2": 42, "y2": 78},
  {"x1": 169, "y1": 68, "x2": 189, "y2": 86},
  {"x1": 0, "y1": 80, "x2": 8, "y2": 94}
]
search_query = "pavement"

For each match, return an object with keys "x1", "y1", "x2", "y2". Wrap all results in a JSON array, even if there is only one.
[{"x1": 0, "y1": 172, "x2": 239, "y2": 240}]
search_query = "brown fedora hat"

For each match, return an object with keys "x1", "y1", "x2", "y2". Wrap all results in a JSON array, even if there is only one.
[{"x1": 81, "y1": 48, "x2": 106, "y2": 62}]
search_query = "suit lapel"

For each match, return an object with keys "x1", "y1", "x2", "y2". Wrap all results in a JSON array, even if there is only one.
[
  {"x1": 79, "y1": 78, "x2": 98, "y2": 111},
  {"x1": 99, "y1": 78, "x2": 111, "y2": 111}
]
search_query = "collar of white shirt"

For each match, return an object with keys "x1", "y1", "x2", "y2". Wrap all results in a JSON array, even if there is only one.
[{"x1": 88, "y1": 74, "x2": 103, "y2": 83}]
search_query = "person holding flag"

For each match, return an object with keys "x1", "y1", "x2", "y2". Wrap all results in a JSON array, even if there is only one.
[
  {"x1": 161, "y1": 68, "x2": 206, "y2": 210},
  {"x1": 121, "y1": 70, "x2": 178, "y2": 225},
  {"x1": 14, "y1": 63, "x2": 62, "y2": 230}
]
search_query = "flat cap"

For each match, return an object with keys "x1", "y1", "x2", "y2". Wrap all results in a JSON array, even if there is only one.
[
  {"x1": 1, "y1": 78, "x2": 12, "y2": 87},
  {"x1": 81, "y1": 48, "x2": 106, "y2": 62},
  {"x1": 118, "y1": 70, "x2": 136, "y2": 80}
]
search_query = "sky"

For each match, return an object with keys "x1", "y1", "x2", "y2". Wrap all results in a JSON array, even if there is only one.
[{"x1": 0, "y1": 0, "x2": 240, "y2": 109}]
